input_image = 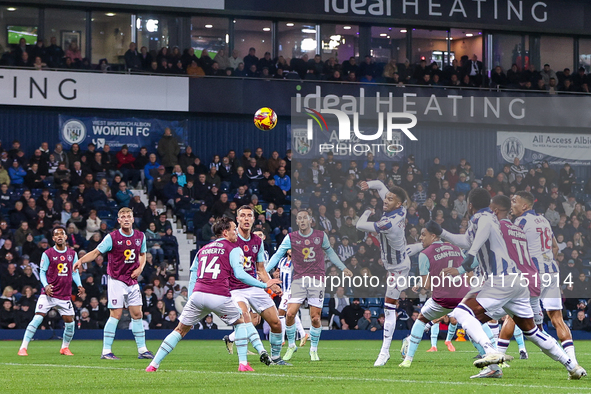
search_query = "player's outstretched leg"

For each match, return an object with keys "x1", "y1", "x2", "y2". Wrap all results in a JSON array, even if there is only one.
[
  {"x1": 428, "y1": 323, "x2": 439, "y2": 352},
  {"x1": 60, "y1": 321, "x2": 75, "y2": 355},
  {"x1": 445, "y1": 320, "x2": 457, "y2": 352},
  {"x1": 375, "y1": 302, "x2": 397, "y2": 366},
  {"x1": 400, "y1": 318, "x2": 426, "y2": 367},
  {"x1": 454, "y1": 304, "x2": 508, "y2": 368},
  {"x1": 19, "y1": 315, "x2": 44, "y2": 355},
  {"x1": 146, "y1": 330, "x2": 182, "y2": 371},
  {"x1": 519, "y1": 323, "x2": 585, "y2": 379},
  {"x1": 101, "y1": 316, "x2": 120, "y2": 359}
]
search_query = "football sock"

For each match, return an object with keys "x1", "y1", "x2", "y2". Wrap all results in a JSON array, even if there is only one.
[
  {"x1": 524, "y1": 327, "x2": 575, "y2": 371},
  {"x1": 295, "y1": 315, "x2": 306, "y2": 338},
  {"x1": 132, "y1": 319, "x2": 148, "y2": 353},
  {"x1": 21, "y1": 314, "x2": 43, "y2": 349},
  {"x1": 380, "y1": 303, "x2": 397, "y2": 354},
  {"x1": 454, "y1": 304, "x2": 495, "y2": 356},
  {"x1": 286, "y1": 323, "x2": 296, "y2": 348},
  {"x1": 228, "y1": 330, "x2": 236, "y2": 342},
  {"x1": 62, "y1": 321, "x2": 75, "y2": 349},
  {"x1": 405, "y1": 319, "x2": 426, "y2": 361},
  {"x1": 245, "y1": 323, "x2": 266, "y2": 355},
  {"x1": 514, "y1": 326, "x2": 526, "y2": 351},
  {"x1": 310, "y1": 326, "x2": 321, "y2": 352},
  {"x1": 446, "y1": 323, "x2": 457, "y2": 342},
  {"x1": 102, "y1": 317, "x2": 119, "y2": 355},
  {"x1": 487, "y1": 321, "x2": 499, "y2": 346},
  {"x1": 562, "y1": 340, "x2": 577, "y2": 366},
  {"x1": 150, "y1": 330, "x2": 182, "y2": 368},
  {"x1": 235, "y1": 323, "x2": 249, "y2": 365},
  {"x1": 269, "y1": 332, "x2": 283, "y2": 359},
  {"x1": 430, "y1": 323, "x2": 440, "y2": 347},
  {"x1": 279, "y1": 316, "x2": 286, "y2": 342},
  {"x1": 497, "y1": 338, "x2": 510, "y2": 354}
]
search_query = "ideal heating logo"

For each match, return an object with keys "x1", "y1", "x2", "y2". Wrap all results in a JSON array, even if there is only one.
[{"x1": 304, "y1": 107, "x2": 417, "y2": 154}]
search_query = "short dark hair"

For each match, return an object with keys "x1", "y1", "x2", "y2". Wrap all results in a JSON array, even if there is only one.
[
  {"x1": 213, "y1": 217, "x2": 234, "y2": 237},
  {"x1": 389, "y1": 185, "x2": 409, "y2": 205},
  {"x1": 515, "y1": 191, "x2": 535, "y2": 207},
  {"x1": 491, "y1": 195, "x2": 511, "y2": 211},
  {"x1": 467, "y1": 188, "x2": 491, "y2": 211},
  {"x1": 52, "y1": 226, "x2": 67, "y2": 236}
]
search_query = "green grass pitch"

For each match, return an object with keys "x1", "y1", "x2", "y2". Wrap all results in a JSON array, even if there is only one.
[{"x1": 0, "y1": 339, "x2": 589, "y2": 393}]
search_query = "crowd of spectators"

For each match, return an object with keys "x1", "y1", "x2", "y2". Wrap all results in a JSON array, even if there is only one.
[
  {"x1": 2, "y1": 127, "x2": 591, "y2": 331},
  {"x1": 289, "y1": 153, "x2": 591, "y2": 329},
  {"x1": 7, "y1": 37, "x2": 591, "y2": 94}
]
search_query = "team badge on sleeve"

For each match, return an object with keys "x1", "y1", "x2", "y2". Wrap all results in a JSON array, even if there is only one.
[{"x1": 376, "y1": 218, "x2": 393, "y2": 231}]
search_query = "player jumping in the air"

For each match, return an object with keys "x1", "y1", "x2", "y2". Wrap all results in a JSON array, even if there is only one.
[
  {"x1": 266, "y1": 211, "x2": 352, "y2": 361},
  {"x1": 224, "y1": 206, "x2": 288, "y2": 365},
  {"x1": 430, "y1": 188, "x2": 585, "y2": 380},
  {"x1": 18, "y1": 226, "x2": 84, "y2": 356},
  {"x1": 146, "y1": 218, "x2": 281, "y2": 372},
  {"x1": 74, "y1": 207, "x2": 153, "y2": 360},
  {"x1": 509, "y1": 191, "x2": 582, "y2": 367},
  {"x1": 355, "y1": 180, "x2": 412, "y2": 367},
  {"x1": 490, "y1": 195, "x2": 538, "y2": 360}
]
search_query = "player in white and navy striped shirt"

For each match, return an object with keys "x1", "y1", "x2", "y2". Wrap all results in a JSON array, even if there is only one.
[{"x1": 432, "y1": 188, "x2": 585, "y2": 379}]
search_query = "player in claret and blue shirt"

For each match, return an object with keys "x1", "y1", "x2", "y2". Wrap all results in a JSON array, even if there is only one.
[
  {"x1": 75, "y1": 207, "x2": 153, "y2": 360},
  {"x1": 18, "y1": 226, "x2": 84, "y2": 356},
  {"x1": 146, "y1": 217, "x2": 280, "y2": 372}
]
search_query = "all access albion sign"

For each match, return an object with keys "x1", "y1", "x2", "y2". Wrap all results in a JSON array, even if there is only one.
[{"x1": 0, "y1": 69, "x2": 189, "y2": 112}]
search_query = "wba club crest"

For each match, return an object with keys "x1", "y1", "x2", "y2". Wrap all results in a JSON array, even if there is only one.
[{"x1": 126, "y1": 240, "x2": 132, "y2": 246}]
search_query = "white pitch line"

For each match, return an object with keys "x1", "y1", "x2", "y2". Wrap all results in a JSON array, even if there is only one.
[{"x1": 0, "y1": 363, "x2": 588, "y2": 391}]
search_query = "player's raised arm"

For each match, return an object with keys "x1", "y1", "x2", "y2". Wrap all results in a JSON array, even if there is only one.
[
  {"x1": 73, "y1": 233, "x2": 112, "y2": 271},
  {"x1": 321, "y1": 233, "x2": 352, "y2": 276},
  {"x1": 356, "y1": 209, "x2": 378, "y2": 233},
  {"x1": 231, "y1": 248, "x2": 280, "y2": 288},
  {"x1": 406, "y1": 243, "x2": 424, "y2": 257},
  {"x1": 266, "y1": 234, "x2": 291, "y2": 272},
  {"x1": 429, "y1": 220, "x2": 472, "y2": 250},
  {"x1": 359, "y1": 180, "x2": 390, "y2": 201}
]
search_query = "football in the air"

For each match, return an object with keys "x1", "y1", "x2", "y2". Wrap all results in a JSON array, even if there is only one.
[{"x1": 254, "y1": 107, "x2": 278, "y2": 130}]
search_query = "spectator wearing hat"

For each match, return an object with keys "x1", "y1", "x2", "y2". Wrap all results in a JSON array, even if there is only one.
[
  {"x1": 340, "y1": 298, "x2": 364, "y2": 330},
  {"x1": 201, "y1": 314, "x2": 218, "y2": 329},
  {"x1": 79, "y1": 308, "x2": 99, "y2": 329}
]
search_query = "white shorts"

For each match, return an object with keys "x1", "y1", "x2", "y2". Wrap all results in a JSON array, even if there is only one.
[
  {"x1": 467, "y1": 278, "x2": 533, "y2": 321},
  {"x1": 35, "y1": 294, "x2": 74, "y2": 316},
  {"x1": 288, "y1": 277, "x2": 324, "y2": 309},
  {"x1": 420, "y1": 298, "x2": 453, "y2": 322},
  {"x1": 531, "y1": 296, "x2": 544, "y2": 325},
  {"x1": 539, "y1": 274, "x2": 563, "y2": 311},
  {"x1": 179, "y1": 292, "x2": 242, "y2": 326},
  {"x1": 385, "y1": 267, "x2": 411, "y2": 300},
  {"x1": 279, "y1": 291, "x2": 290, "y2": 312},
  {"x1": 231, "y1": 287, "x2": 275, "y2": 314},
  {"x1": 107, "y1": 276, "x2": 142, "y2": 309}
]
